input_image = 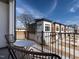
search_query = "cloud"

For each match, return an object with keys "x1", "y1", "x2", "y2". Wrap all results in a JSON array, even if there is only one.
[
  {"x1": 16, "y1": 4, "x2": 45, "y2": 18},
  {"x1": 16, "y1": 7, "x2": 25, "y2": 14},
  {"x1": 65, "y1": 16, "x2": 79, "y2": 25},
  {"x1": 69, "y1": 0, "x2": 79, "y2": 13},
  {"x1": 23, "y1": 4, "x2": 45, "y2": 18},
  {"x1": 70, "y1": 8, "x2": 76, "y2": 12}
]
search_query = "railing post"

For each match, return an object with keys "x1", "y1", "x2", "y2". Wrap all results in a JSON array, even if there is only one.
[
  {"x1": 41, "y1": 31, "x2": 43, "y2": 52},
  {"x1": 73, "y1": 33, "x2": 75, "y2": 59}
]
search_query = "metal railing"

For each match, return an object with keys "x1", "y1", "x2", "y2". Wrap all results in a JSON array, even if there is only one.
[
  {"x1": 8, "y1": 46, "x2": 61, "y2": 59},
  {"x1": 27, "y1": 31, "x2": 79, "y2": 59}
]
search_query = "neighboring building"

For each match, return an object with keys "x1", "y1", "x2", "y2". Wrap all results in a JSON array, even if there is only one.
[
  {"x1": 77, "y1": 26, "x2": 79, "y2": 33},
  {"x1": 16, "y1": 18, "x2": 76, "y2": 45},
  {"x1": 52, "y1": 22, "x2": 66, "y2": 33},
  {"x1": 28, "y1": 18, "x2": 52, "y2": 45},
  {"x1": 52, "y1": 22, "x2": 75, "y2": 33},
  {"x1": 0, "y1": 0, "x2": 15, "y2": 48}
]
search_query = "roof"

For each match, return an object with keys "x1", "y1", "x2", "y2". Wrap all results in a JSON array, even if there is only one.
[
  {"x1": 53, "y1": 22, "x2": 75, "y2": 28},
  {"x1": 53, "y1": 22, "x2": 66, "y2": 26},
  {"x1": 35, "y1": 18, "x2": 52, "y2": 22}
]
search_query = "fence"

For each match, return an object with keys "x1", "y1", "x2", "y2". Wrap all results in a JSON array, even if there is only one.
[{"x1": 27, "y1": 31, "x2": 79, "y2": 59}]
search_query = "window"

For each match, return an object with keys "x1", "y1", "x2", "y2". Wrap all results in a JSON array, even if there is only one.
[
  {"x1": 62, "y1": 27, "x2": 64, "y2": 31},
  {"x1": 56, "y1": 26, "x2": 59, "y2": 31},
  {"x1": 45, "y1": 24, "x2": 50, "y2": 31}
]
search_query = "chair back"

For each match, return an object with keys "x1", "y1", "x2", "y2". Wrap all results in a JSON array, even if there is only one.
[{"x1": 5, "y1": 34, "x2": 15, "y2": 45}]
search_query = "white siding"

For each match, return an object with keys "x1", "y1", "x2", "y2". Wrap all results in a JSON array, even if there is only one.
[{"x1": 0, "y1": 2, "x2": 9, "y2": 48}]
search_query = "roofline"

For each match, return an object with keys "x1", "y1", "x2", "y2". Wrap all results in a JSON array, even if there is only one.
[
  {"x1": 53, "y1": 22, "x2": 75, "y2": 28},
  {"x1": 35, "y1": 18, "x2": 52, "y2": 23},
  {"x1": 53, "y1": 22, "x2": 67, "y2": 26}
]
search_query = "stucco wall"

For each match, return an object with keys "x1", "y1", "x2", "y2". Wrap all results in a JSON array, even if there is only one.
[{"x1": 0, "y1": 2, "x2": 9, "y2": 48}]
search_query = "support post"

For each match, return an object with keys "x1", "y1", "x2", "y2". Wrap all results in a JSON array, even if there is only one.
[{"x1": 41, "y1": 31, "x2": 43, "y2": 52}]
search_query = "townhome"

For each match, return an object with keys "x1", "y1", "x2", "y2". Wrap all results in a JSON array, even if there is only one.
[
  {"x1": 28, "y1": 18, "x2": 52, "y2": 45},
  {"x1": 52, "y1": 22, "x2": 65, "y2": 33},
  {"x1": 16, "y1": 18, "x2": 76, "y2": 41},
  {"x1": 16, "y1": 18, "x2": 76, "y2": 45}
]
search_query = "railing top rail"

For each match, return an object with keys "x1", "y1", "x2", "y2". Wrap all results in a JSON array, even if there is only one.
[
  {"x1": 27, "y1": 31, "x2": 79, "y2": 34},
  {"x1": 8, "y1": 46, "x2": 61, "y2": 59}
]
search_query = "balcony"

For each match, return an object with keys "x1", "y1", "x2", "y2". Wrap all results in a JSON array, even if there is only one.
[
  {"x1": 0, "y1": 1, "x2": 78, "y2": 59},
  {"x1": 0, "y1": 46, "x2": 61, "y2": 59},
  {"x1": 1, "y1": 31, "x2": 79, "y2": 59}
]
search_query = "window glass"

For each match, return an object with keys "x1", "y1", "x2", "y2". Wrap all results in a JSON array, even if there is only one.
[
  {"x1": 56, "y1": 26, "x2": 59, "y2": 31},
  {"x1": 62, "y1": 27, "x2": 64, "y2": 31},
  {"x1": 45, "y1": 24, "x2": 50, "y2": 31}
]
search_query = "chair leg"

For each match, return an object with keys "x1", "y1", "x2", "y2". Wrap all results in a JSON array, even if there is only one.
[
  {"x1": 11, "y1": 49, "x2": 17, "y2": 59},
  {"x1": 8, "y1": 48, "x2": 15, "y2": 59}
]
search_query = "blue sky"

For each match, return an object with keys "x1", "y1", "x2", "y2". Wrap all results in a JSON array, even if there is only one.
[{"x1": 16, "y1": 0, "x2": 79, "y2": 27}]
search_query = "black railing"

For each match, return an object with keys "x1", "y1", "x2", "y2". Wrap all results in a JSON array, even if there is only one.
[
  {"x1": 27, "y1": 31, "x2": 79, "y2": 59},
  {"x1": 8, "y1": 46, "x2": 61, "y2": 59}
]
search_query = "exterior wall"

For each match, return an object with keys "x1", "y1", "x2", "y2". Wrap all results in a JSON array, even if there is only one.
[
  {"x1": 53, "y1": 23, "x2": 65, "y2": 33},
  {"x1": 9, "y1": 0, "x2": 15, "y2": 34},
  {"x1": 77, "y1": 27, "x2": 79, "y2": 33},
  {"x1": 52, "y1": 23, "x2": 75, "y2": 40},
  {"x1": 29, "y1": 21, "x2": 52, "y2": 44},
  {"x1": 0, "y1": 0, "x2": 15, "y2": 48},
  {"x1": 36, "y1": 21, "x2": 43, "y2": 32},
  {"x1": 43, "y1": 21, "x2": 52, "y2": 44},
  {"x1": 52, "y1": 23, "x2": 65, "y2": 40},
  {"x1": 16, "y1": 31, "x2": 25, "y2": 39},
  {"x1": 51, "y1": 23, "x2": 54, "y2": 32},
  {"x1": 55, "y1": 24, "x2": 60, "y2": 33},
  {"x1": 0, "y1": 2, "x2": 9, "y2": 48},
  {"x1": 52, "y1": 23, "x2": 75, "y2": 33},
  {"x1": 29, "y1": 21, "x2": 43, "y2": 43},
  {"x1": 66, "y1": 26, "x2": 69, "y2": 33},
  {"x1": 69, "y1": 27, "x2": 74, "y2": 33},
  {"x1": 61, "y1": 25, "x2": 65, "y2": 33}
]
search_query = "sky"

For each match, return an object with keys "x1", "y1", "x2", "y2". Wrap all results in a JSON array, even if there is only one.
[{"x1": 16, "y1": 0, "x2": 79, "y2": 27}]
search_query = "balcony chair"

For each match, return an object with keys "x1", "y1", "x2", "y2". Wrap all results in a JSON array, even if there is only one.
[{"x1": 5, "y1": 34, "x2": 17, "y2": 59}]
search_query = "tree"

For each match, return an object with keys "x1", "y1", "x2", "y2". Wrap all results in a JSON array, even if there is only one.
[{"x1": 16, "y1": 14, "x2": 34, "y2": 39}]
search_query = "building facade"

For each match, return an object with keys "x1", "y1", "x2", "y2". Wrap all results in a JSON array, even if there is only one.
[
  {"x1": 16, "y1": 18, "x2": 76, "y2": 45},
  {"x1": 16, "y1": 19, "x2": 52, "y2": 44}
]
